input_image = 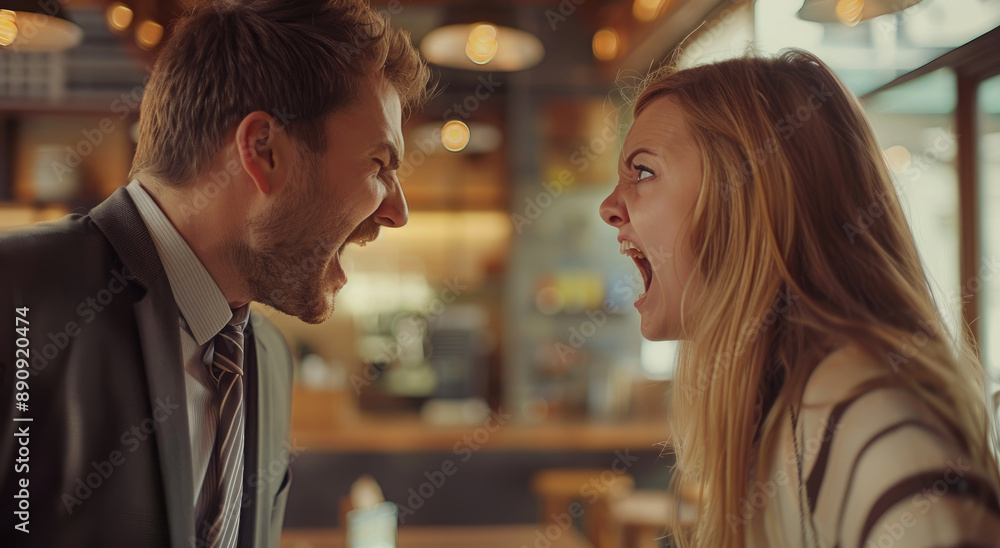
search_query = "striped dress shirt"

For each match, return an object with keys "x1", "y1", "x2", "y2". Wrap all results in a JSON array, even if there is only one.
[{"x1": 126, "y1": 179, "x2": 246, "y2": 547}]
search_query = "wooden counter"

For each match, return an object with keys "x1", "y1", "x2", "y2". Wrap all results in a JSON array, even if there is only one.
[
  {"x1": 292, "y1": 414, "x2": 672, "y2": 452},
  {"x1": 291, "y1": 387, "x2": 671, "y2": 453}
]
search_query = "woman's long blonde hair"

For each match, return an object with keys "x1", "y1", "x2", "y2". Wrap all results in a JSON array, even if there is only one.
[{"x1": 634, "y1": 50, "x2": 1000, "y2": 547}]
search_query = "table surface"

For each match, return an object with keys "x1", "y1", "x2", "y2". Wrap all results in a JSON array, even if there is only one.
[{"x1": 281, "y1": 525, "x2": 593, "y2": 548}]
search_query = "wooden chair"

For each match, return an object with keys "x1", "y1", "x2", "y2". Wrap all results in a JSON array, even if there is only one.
[
  {"x1": 531, "y1": 468, "x2": 635, "y2": 548},
  {"x1": 607, "y1": 490, "x2": 698, "y2": 548}
]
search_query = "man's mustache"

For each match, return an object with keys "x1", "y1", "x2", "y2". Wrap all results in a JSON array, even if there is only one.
[{"x1": 345, "y1": 216, "x2": 381, "y2": 247}]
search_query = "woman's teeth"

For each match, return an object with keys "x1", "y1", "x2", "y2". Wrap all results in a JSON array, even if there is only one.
[
  {"x1": 621, "y1": 239, "x2": 653, "y2": 297},
  {"x1": 619, "y1": 239, "x2": 645, "y2": 259}
]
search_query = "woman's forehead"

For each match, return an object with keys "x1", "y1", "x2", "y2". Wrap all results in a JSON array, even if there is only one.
[{"x1": 623, "y1": 96, "x2": 690, "y2": 154}]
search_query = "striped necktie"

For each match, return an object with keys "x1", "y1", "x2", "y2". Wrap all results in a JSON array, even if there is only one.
[{"x1": 196, "y1": 306, "x2": 249, "y2": 548}]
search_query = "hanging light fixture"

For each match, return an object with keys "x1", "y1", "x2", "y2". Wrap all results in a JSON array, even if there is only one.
[
  {"x1": 797, "y1": 0, "x2": 926, "y2": 25},
  {"x1": 465, "y1": 23, "x2": 498, "y2": 65},
  {"x1": 421, "y1": 5, "x2": 544, "y2": 72},
  {"x1": 422, "y1": 22, "x2": 544, "y2": 72},
  {"x1": 0, "y1": 0, "x2": 83, "y2": 51}
]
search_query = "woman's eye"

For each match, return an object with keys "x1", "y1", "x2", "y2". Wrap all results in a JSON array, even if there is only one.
[{"x1": 635, "y1": 164, "x2": 654, "y2": 181}]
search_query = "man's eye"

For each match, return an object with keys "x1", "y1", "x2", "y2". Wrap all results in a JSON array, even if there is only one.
[{"x1": 635, "y1": 164, "x2": 654, "y2": 181}]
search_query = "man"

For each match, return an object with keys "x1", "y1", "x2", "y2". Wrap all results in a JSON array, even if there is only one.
[{"x1": 0, "y1": 1, "x2": 430, "y2": 546}]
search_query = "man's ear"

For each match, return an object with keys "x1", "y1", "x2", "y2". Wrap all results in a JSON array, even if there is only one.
[{"x1": 235, "y1": 111, "x2": 288, "y2": 196}]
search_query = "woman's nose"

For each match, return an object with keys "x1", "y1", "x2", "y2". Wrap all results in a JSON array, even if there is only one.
[{"x1": 599, "y1": 186, "x2": 628, "y2": 227}]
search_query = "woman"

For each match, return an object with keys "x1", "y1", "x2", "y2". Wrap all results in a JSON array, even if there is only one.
[{"x1": 600, "y1": 50, "x2": 1000, "y2": 547}]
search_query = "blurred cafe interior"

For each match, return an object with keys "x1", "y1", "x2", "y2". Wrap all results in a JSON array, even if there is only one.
[{"x1": 2, "y1": 0, "x2": 1000, "y2": 546}]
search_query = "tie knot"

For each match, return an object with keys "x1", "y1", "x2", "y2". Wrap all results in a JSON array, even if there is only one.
[
  {"x1": 212, "y1": 330, "x2": 244, "y2": 377},
  {"x1": 227, "y1": 305, "x2": 250, "y2": 332},
  {"x1": 209, "y1": 306, "x2": 249, "y2": 381}
]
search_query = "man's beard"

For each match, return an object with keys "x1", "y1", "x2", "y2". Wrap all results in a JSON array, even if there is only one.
[{"x1": 228, "y1": 157, "x2": 379, "y2": 324}]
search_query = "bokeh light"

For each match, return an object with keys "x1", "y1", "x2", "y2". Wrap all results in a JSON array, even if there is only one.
[
  {"x1": 592, "y1": 28, "x2": 619, "y2": 61},
  {"x1": 633, "y1": 0, "x2": 666, "y2": 22},
  {"x1": 0, "y1": 10, "x2": 18, "y2": 47},
  {"x1": 466, "y1": 23, "x2": 498, "y2": 65},
  {"x1": 441, "y1": 120, "x2": 471, "y2": 153},
  {"x1": 106, "y1": 3, "x2": 134, "y2": 32},
  {"x1": 883, "y1": 145, "x2": 913, "y2": 174},
  {"x1": 135, "y1": 20, "x2": 163, "y2": 50},
  {"x1": 470, "y1": 23, "x2": 497, "y2": 44},
  {"x1": 835, "y1": 0, "x2": 864, "y2": 26}
]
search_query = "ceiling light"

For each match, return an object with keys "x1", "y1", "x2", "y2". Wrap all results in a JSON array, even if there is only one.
[
  {"x1": 466, "y1": 40, "x2": 498, "y2": 65},
  {"x1": 835, "y1": 0, "x2": 864, "y2": 26},
  {"x1": 633, "y1": 0, "x2": 667, "y2": 22},
  {"x1": 798, "y1": 0, "x2": 925, "y2": 25},
  {"x1": 592, "y1": 29, "x2": 619, "y2": 61},
  {"x1": 106, "y1": 3, "x2": 133, "y2": 32},
  {"x1": 466, "y1": 23, "x2": 498, "y2": 65},
  {"x1": 0, "y1": 10, "x2": 17, "y2": 47},
  {"x1": 441, "y1": 120, "x2": 471, "y2": 152},
  {"x1": 412, "y1": 121, "x2": 502, "y2": 155},
  {"x1": 0, "y1": 0, "x2": 83, "y2": 51},
  {"x1": 421, "y1": 23, "x2": 544, "y2": 72},
  {"x1": 135, "y1": 20, "x2": 163, "y2": 51}
]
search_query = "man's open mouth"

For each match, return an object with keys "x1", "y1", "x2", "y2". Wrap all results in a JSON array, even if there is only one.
[
  {"x1": 340, "y1": 218, "x2": 382, "y2": 254},
  {"x1": 350, "y1": 236, "x2": 374, "y2": 248},
  {"x1": 620, "y1": 239, "x2": 652, "y2": 294}
]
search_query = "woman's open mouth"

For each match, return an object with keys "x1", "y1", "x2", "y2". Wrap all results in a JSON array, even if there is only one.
[{"x1": 620, "y1": 239, "x2": 653, "y2": 300}]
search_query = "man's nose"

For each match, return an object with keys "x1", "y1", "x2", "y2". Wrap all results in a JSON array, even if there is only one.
[{"x1": 374, "y1": 179, "x2": 408, "y2": 228}]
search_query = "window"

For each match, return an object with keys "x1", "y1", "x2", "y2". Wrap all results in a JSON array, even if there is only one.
[
  {"x1": 755, "y1": 0, "x2": 1000, "y2": 95},
  {"x1": 865, "y1": 70, "x2": 963, "y2": 342},
  {"x1": 978, "y1": 74, "x2": 1000, "y2": 380}
]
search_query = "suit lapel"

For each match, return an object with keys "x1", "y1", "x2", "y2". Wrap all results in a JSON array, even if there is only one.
[
  {"x1": 251, "y1": 314, "x2": 272, "y2": 547},
  {"x1": 134, "y1": 277, "x2": 195, "y2": 548},
  {"x1": 91, "y1": 186, "x2": 195, "y2": 548},
  {"x1": 236, "y1": 324, "x2": 259, "y2": 548},
  {"x1": 91, "y1": 187, "x2": 286, "y2": 547}
]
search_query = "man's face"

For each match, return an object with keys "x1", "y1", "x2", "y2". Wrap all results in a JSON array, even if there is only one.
[{"x1": 236, "y1": 78, "x2": 408, "y2": 324}]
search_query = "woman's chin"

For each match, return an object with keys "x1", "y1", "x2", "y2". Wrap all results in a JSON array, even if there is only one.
[
  {"x1": 638, "y1": 301, "x2": 681, "y2": 341},
  {"x1": 639, "y1": 315, "x2": 665, "y2": 341}
]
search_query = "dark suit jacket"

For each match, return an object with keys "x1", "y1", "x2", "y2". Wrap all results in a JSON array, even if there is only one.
[{"x1": 0, "y1": 187, "x2": 295, "y2": 547}]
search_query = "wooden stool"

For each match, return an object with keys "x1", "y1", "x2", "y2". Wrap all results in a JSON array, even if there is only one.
[
  {"x1": 608, "y1": 491, "x2": 698, "y2": 548},
  {"x1": 531, "y1": 468, "x2": 635, "y2": 548}
]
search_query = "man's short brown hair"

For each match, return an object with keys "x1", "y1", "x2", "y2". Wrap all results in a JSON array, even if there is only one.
[{"x1": 130, "y1": 0, "x2": 431, "y2": 184}]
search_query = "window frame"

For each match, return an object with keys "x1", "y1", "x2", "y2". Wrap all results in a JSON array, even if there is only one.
[{"x1": 862, "y1": 27, "x2": 1000, "y2": 351}]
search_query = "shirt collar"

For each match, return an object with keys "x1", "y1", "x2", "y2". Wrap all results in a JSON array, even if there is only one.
[{"x1": 125, "y1": 179, "x2": 234, "y2": 345}]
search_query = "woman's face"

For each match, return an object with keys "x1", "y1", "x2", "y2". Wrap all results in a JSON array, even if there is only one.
[{"x1": 600, "y1": 95, "x2": 702, "y2": 340}]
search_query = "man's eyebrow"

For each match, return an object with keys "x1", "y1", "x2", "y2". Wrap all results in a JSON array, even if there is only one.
[{"x1": 375, "y1": 141, "x2": 401, "y2": 170}]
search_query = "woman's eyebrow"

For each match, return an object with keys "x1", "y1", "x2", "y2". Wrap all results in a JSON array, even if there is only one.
[{"x1": 622, "y1": 147, "x2": 654, "y2": 167}]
